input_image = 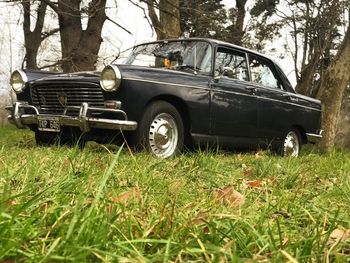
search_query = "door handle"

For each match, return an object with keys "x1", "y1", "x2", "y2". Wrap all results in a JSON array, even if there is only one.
[
  {"x1": 283, "y1": 94, "x2": 299, "y2": 102},
  {"x1": 245, "y1": 87, "x2": 257, "y2": 94}
]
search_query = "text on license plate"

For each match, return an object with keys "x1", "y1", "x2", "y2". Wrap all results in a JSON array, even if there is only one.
[{"x1": 38, "y1": 116, "x2": 60, "y2": 132}]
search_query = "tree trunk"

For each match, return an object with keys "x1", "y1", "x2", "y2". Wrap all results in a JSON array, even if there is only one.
[
  {"x1": 56, "y1": 0, "x2": 106, "y2": 72},
  {"x1": 317, "y1": 25, "x2": 350, "y2": 151},
  {"x1": 22, "y1": 1, "x2": 47, "y2": 69},
  {"x1": 147, "y1": 0, "x2": 181, "y2": 40},
  {"x1": 232, "y1": 0, "x2": 247, "y2": 45},
  {"x1": 295, "y1": 57, "x2": 319, "y2": 96},
  {"x1": 335, "y1": 87, "x2": 350, "y2": 148}
]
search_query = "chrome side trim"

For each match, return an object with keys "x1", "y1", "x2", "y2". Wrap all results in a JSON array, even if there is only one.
[
  {"x1": 306, "y1": 130, "x2": 323, "y2": 144},
  {"x1": 7, "y1": 102, "x2": 137, "y2": 133},
  {"x1": 124, "y1": 77, "x2": 209, "y2": 90},
  {"x1": 211, "y1": 88, "x2": 321, "y2": 112}
]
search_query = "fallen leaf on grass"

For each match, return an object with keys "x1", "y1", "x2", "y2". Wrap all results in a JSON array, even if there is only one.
[
  {"x1": 330, "y1": 228, "x2": 350, "y2": 241},
  {"x1": 188, "y1": 211, "x2": 210, "y2": 233},
  {"x1": 111, "y1": 187, "x2": 141, "y2": 204},
  {"x1": 243, "y1": 167, "x2": 253, "y2": 177},
  {"x1": 62, "y1": 158, "x2": 70, "y2": 168},
  {"x1": 95, "y1": 158, "x2": 104, "y2": 170},
  {"x1": 241, "y1": 163, "x2": 253, "y2": 176},
  {"x1": 213, "y1": 185, "x2": 245, "y2": 207},
  {"x1": 268, "y1": 176, "x2": 277, "y2": 186},
  {"x1": 241, "y1": 179, "x2": 262, "y2": 190},
  {"x1": 6, "y1": 199, "x2": 17, "y2": 207},
  {"x1": 190, "y1": 211, "x2": 209, "y2": 226},
  {"x1": 282, "y1": 237, "x2": 289, "y2": 246},
  {"x1": 246, "y1": 180, "x2": 261, "y2": 188}
]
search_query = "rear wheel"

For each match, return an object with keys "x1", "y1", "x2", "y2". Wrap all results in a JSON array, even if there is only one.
[
  {"x1": 132, "y1": 101, "x2": 184, "y2": 158},
  {"x1": 281, "y1": 129, "x2": 301, "y2": 157}
]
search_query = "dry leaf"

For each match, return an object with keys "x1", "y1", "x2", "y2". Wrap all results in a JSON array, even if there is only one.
[
  {"x1": 330, "y1": 228, "x2": 350, "y2": 241},
  {"x1": 111, "y1": 187, "x2": 141, "y2": 204},
  {"x1": 95, "y1": 158, "x2": 104, "y2": 170},
  {"x1": 62, "y1": 158, "x2": 70, "y2": 168},
  {"x1": 246, "y1": 180, "x2": 261, "y2": 188},
  {"x1": 243, "y1": 167, "x2": 253, "y2": 177},
  {"x1": 191, "y1": 211, "x2": 209, "y2": 226},
  {"x1": 6, "y1": 199, "x2": 17, "y2": 207},
  {"x1": 268, "y1": 176, "x2": 277, "y2": 186},
  {"x1": 213, "y1": 185, "x2": 245, "y2": 207},
  {"x1": 188, "y1": 211, "x2": 210, "y2": 233},
  {"x1": 282, "y1": 237, "x2": 289, "y2": 246}
]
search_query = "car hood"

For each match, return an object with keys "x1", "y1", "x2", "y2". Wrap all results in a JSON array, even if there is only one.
[{"x1": 24, "y1": 69, "x2": 101, "y2": 84}]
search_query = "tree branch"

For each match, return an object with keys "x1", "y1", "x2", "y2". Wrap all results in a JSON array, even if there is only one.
[
  {"x1": 106, "y1": 16, "x2": 132, "y2": 35},
  {"x1": 41, "y1": 0, "x2": 59, "y2": 13},
  {"x1": 41, "y1": 28, "x2": 60, "y2": 41},
  {"x1": 127, "y1": 0, "x2": 154, "y2": 35}
]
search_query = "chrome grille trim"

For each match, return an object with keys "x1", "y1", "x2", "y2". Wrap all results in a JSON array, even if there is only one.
[{"x1": 31, "y1": 82, "x2": 104, "y2": 115}]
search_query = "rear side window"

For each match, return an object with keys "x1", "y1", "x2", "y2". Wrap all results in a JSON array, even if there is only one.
[
  {"x1": 249, "y1": 55, "x2": 283, "y2": 90},
  {"x1": 215, "y1": 47, "x2": 249, "y2": 81}
]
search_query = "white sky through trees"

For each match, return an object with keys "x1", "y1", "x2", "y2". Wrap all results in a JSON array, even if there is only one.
[{"x1": 0, "y1": 0, "x2": 293, "y2": 98}]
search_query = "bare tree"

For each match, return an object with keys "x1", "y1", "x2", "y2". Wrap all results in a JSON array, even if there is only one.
[{"x1": 22, "y1": 0, "x2": 47, "y2": 69}]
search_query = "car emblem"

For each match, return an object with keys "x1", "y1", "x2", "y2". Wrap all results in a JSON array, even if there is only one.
[{"x1": 57, "y1": 93, "x2": 67, "y2": 107}]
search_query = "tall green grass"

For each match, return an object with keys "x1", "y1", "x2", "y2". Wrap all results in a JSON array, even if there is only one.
[{"x1": 0, "y1": 126, "x2": 349, "y2": 262}]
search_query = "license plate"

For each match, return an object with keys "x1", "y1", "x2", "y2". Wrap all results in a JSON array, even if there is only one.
[{"x1": 38, "y1": 116, "x2": 60, "y2": 132}]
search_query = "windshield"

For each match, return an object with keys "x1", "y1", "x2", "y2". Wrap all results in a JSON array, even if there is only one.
[{"x1": 124, "y1": 40, "x2": 213, "y2": 74}]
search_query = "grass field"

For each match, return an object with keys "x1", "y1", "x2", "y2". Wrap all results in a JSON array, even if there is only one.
[{"x1": 0, "y1": 125, "x2": 349, "y2": 262}]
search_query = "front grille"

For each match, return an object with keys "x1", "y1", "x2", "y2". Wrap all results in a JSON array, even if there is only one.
[{"x1": 31, "y1": 82, "x2": 104, "y2": 115}]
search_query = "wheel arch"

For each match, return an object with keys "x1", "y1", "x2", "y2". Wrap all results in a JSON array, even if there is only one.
[
  {"x1": 146, "y1": 95, "x2": 192, "y2": 146},
  {"x1": 290, "y1": 125, "x2": 307, "y2": 144}
]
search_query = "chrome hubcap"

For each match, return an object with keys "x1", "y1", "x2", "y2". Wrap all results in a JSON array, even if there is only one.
[
  {"x1": 149, "y1": 113, "x2": 178, "y2": 158},
  {"x1": 283, "y1": 131, "x2": 300, "y2": 157}
]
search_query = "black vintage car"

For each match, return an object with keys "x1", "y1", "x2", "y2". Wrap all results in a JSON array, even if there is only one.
[{"x1": 7, "y1": 38, "x2": 322, "y2": 157}]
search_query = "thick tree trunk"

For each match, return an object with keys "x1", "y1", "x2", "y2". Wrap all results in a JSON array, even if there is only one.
[
  {"x1": 56, "y1": 0, "x2": 106, "y2": 72},
  {"x1": 317, "y1": 25, "x2": 350, "y2": 151},
  {"x1": 159, "y1": 0, "x2": 181, "y2": 39},
  {"x1": 335, "y1": 87, "x2": 350, "y2": 148},
  {"x1": 147, "y1": 0, "x2": 181, "y2": 40}
]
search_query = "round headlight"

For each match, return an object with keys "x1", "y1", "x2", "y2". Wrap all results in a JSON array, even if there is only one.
[
  {"x1": 100, "y1": 65, "x2": 122, "y2": 92},
  {"x1": 10, "y1": 70, "x2": 28, "y2": 93}
]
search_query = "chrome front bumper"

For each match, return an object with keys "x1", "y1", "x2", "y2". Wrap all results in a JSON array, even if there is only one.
[
  {"x1": 306, "y1": 130, "x2": 323, "y2": 144},
  {"x1": 6, "y1": 101, "x2": 137, "y2": 133}
]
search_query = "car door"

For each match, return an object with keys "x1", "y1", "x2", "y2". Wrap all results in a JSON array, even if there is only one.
[
  {"x1": 210, "y1": 47, "x2": 258, "y2": 139},
  {"x1": 247, "y1": 54, "x2": 294, "y2": 141}
]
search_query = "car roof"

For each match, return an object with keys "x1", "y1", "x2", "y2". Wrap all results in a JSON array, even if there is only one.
[{"x1": 135, "y1": 37, "x2": 273, "y2": 62}]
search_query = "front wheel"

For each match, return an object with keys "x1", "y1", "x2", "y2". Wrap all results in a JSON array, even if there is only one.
[
  {"x1": 133, "y1": 101, "x2": 184, "y2": 158},
  {"x1": 281, "y1": 129, "x2": 302, "y2": 157}
]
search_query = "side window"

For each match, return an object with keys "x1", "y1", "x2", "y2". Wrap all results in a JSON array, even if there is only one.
[
  {"x1": 215, "y1": 48, "x2": 249, "y2": 81},
  {"x1": 249, "y1": 55, "x2": 282, "y2": 89}
]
